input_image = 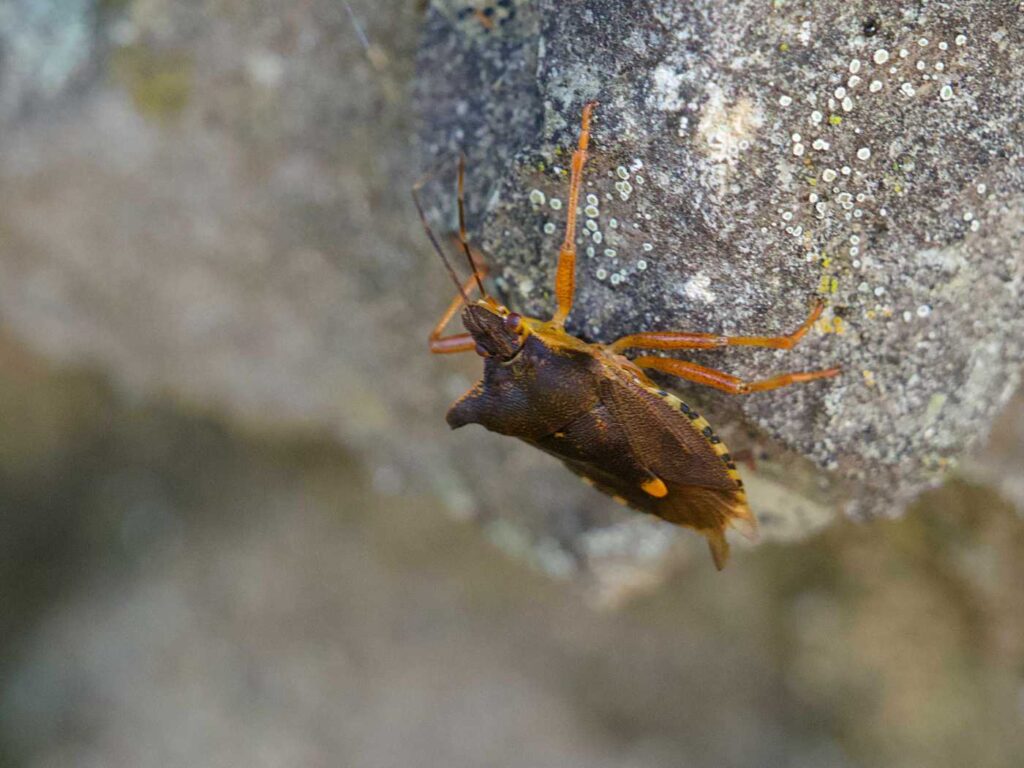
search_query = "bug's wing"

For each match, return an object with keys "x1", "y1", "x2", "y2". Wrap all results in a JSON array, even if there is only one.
[
  {"x1": 560, "y1": 458, "x2": 736, "y2": 569},
  {"x1": 595, "y1": 375, "x2": 754, "y2": 569},
  {"x1": 596, "y1": 375, "x2": 735, "y2": 489}
]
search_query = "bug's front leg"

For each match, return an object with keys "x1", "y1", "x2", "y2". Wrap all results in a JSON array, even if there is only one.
[
  {"x1": 428, "y1": 261, "x2": 491, "y2": 354},
  {"x1": 634, "y1": 357, "x2": 841, "y2": 394},
  {"x1": 551, "y1": 101, "x2": 597, "y2": 329},
  {"x1": 608, "y1": 302, "x2": 826, "y2": 353}
]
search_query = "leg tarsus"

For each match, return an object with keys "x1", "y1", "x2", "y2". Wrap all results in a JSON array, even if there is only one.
[
  {"x1": 609, "y1": 301, "x2": 826, "y2": 353},
  {"x1": 740, "y1": 366, "x2": 842, "y2": 393},
  {"x1": 634, "y1": 356, "x2": 841, "y2": 395}
]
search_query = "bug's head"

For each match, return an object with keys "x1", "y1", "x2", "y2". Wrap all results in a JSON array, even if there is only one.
[{"x1": 461, "y1": 300, "x2": 529, "y2": 361}]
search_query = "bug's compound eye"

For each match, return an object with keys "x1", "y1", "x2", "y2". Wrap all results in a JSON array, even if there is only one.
[{"x1": 503, "y1": 313, "x2": 523, "y2": 333}]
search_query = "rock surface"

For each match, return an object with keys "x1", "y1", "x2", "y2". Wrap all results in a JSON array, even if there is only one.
[
  {"x1": 0, "y1": 0, "x2": 1020, "y2": 589},
  {"x1": 417, "y1": 0, "x2": 1024, "y2": 530},
  {"x1": 2, "y1": 4, "x2": 1023, "y2": 765},
  {"x1": 4, "y1": 351, "x2": 1022, "y2": 768}
]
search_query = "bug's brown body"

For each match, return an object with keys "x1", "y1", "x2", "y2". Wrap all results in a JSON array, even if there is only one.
[{"x1": 416, "y1": 103, "x2": 839, "y2": 569}]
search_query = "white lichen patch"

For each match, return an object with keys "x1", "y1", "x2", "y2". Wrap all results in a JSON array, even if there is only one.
[
  {"x1": 682, "y1": 272, "x2": 716, "y2": 303},
  {"x1": 697, "y1": 83, "x2": 764, "y2": 193},
  {"x1": 651, "y1": 63, "x2": 688, "y2": 111}
]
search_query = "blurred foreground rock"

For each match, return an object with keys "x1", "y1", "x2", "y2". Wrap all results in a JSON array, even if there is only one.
[
  {"x1": 0, "y1": 0, "x2": 1021, "y2": 594},
  {"x1": 2, "y1": 339, "x2": 1023, "y2": 767}
]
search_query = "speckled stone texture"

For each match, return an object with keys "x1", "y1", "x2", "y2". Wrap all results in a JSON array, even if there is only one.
[
  {"x1": 0, "y1": 0, "x2": 1019, "y2": 594},
  {"x1": 3, "y1": 5, "x2": 1024, "y2": 764},
  {"x1": 416, "y1": 0, "x2": 1024, "y2": 528}
]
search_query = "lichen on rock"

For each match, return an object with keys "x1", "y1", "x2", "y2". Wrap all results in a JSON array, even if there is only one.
[{"x1": 416, "y1": 0, "x2": 1024, "y2": 548}]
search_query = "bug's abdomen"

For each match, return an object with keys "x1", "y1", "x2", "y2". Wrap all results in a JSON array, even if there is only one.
[{"x1": 531, "y1": 385, "x2": 755, "y2": 570}]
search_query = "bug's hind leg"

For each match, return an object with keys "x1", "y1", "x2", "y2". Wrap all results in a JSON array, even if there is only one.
[
  {"x1": 609, "y1": 302, "x2": 826, "y2": 353},
  {"x1": 551, "y1": 101, "x2": 597, "y2": 329},
  {"x1": 634, "y1": 357, "x2": 840, "y2": 394}
]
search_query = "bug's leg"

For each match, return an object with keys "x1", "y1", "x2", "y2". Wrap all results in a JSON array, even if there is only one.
[
  {"x1": 729, "y1": 449, "x2": 758, "y2": 471},
  {"x1": 634, "y1": 357, "x2": 841, "y2": 394},
  {"x1": 429, "y1": 267, "x2": 490, "y2": 354},
  {"x1": 551, "y1": 101, "x2": 597, "y2": 328},
  {"x1": 609, "y1": 302, "x2": 826, "y2": 354},
  {"x1": 473, "y1": 8, "x2": 494, "y2": 29}
]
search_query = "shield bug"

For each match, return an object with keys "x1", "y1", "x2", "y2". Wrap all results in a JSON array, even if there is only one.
[{"x1": 415, "y1": 102, "x2": 840, "y2": 569}]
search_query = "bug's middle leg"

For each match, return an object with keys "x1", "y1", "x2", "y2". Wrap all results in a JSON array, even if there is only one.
[
  {"x1": 609, "y1": 302, "x2": 826, "y2": 354},
  {"x1": 551, "y1": 101, "x2": 597, "y2": 328},
  {"x1": 634, "y1": 356, "x2": 841, "y2": 394}
]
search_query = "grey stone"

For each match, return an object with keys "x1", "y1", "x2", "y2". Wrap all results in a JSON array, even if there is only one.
[
  {"x1": 416, "y1": 0, "x2": 1024, "y2": 536},
  {"x1": 0, "y1": 0, "x2": 1020, "y2": 592}
]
